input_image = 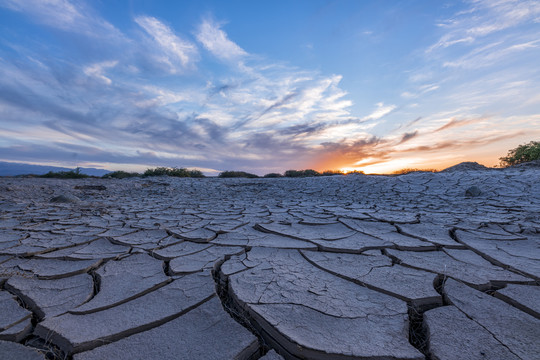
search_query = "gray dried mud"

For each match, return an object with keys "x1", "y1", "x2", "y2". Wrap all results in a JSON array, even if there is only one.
[{"x1": 0, "y1": 166, "x2": 539, "y2": 359}]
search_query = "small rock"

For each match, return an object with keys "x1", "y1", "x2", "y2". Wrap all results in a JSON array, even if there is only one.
[
  {"x1": 465, "y1": 186, "x2": 481, "y2": 197},
  {"x1": 50, "y1": 194, "x2": 80, "y2": 203}
]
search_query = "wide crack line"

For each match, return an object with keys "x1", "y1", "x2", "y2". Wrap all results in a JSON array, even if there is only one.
[{"x1": 212, "y1": 250, "x2": 278, "y2": 360}]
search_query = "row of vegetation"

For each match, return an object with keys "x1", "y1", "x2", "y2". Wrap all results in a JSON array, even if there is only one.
[
  {"x1": 101, "y1": 167, "x2": 205, "y2": 179},
  {"x1": 13, "y1": 141, "x2": 540, "y2": 179},
  {"x1": 29, "y1": 167, "x2": 364, "y2": 179},
  {"x1": 218, "y1": 169, "x2": 366, "y2": 178},
  {"x1": 30, "y1": 167, "x2": 203, "y2": 179},
  {"x1": 39, "y1": 167, "x2": 90, "y2": 179},
  {"x1": 142, "y1": 167, "x2": 204, "y2": 178}
]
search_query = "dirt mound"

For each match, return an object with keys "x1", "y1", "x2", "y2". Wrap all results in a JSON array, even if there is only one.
[{"x1": 441, "y1": 162, "x2": 489, "y2": 172}]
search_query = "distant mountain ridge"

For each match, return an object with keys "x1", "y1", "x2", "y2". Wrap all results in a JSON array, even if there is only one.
[{"x1": 0, "y1": 162, "x2": 110, "y2": 177}]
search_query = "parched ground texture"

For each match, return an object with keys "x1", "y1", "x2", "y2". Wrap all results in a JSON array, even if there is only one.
[{"x1": 0, "y1": 166, "x2": 539, "y2": 360}]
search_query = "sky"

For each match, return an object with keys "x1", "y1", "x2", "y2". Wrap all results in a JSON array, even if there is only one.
[{"x1": 0, "y1": 0, "x2": 539, "y2": 175}]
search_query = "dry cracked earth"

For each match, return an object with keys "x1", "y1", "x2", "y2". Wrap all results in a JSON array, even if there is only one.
[{"x1": 0, "y1": 164, "x2": 539, "y2": 360}]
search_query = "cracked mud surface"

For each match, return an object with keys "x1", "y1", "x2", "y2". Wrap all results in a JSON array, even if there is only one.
[{"x1": 0, "y1": 166, "x2": 539, "y2": 359}]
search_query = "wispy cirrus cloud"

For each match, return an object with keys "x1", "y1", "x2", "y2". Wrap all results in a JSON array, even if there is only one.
[
  {"x1": 398, "y1": 131, "x2": 418, "y2": 144},
  {"x1": 195, "y1": 18, "x2": 247, "y2": 61},
  {"x1": 401, "y1": 83, "x2": 440, "y2": 99},
  {"x1": 442, "y1": 39, "x2": 540, "y2": 69},
  {"x1": 0, "y1": 0, "x2": 123, "y2": 40},
  {"x1": 362, "y1": 102, "x2": 396, "y2": 121},
  {"x1": 83, "y1": 61, "x2": 118, "y2": 85},
  {"x1": 425, "y1": 0, "x2": 540, "y2": 71},
  {"x1": 429, "y1": 0, "x2": 540, "y2": 52},
  {"x1": 135, "y1": 16, "x2": 199, "y2": 73},
  {"x1": 396, "y1": 130, "x2": 529, "y2": 154},
  {"x1": 434, "y1": 116, "x2": 488, "y2": 132}
]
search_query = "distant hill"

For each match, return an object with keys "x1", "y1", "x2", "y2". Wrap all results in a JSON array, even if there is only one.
[{"x1": 0, "y1": 162, "x2": 110, "y2": 177}]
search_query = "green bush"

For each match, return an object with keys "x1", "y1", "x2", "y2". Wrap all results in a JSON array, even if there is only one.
[
  {"x1": 102, "y1": 171, "x2": 141, "y2": 179},
  {"x1": 143, "y1": 167, "x2": 205, "y2": 178},
  {"x1": 39, "y1": 167, "x2": 89, "y2": 179},
  {"x1": 263, "y1": 172, "x2": 283, "y2": 178},
  {"x1": 284, "y1": 169, "x2": 320, "y2": 177},
  {"x1": 218, "y1": 171, "x2": 259, "y2": 178},
  {"x1": 499, "y1": 141, "x2": 540, "y2": 167},
  {"x1": 187, "y1": 169, "x2": 205, "y2": 178},
  {"x1": 144, "y1": 167, "x2": 183, "y2": 177}
]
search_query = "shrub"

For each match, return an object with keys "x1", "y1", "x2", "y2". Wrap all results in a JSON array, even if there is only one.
[
  {"x1": 143, "y1": 167, "x2": 205, "y2": 178},
  {"x1": 345, "y1": 170, "x2": 365, "y2": 175},
  {"x1": 284, "y1": 169, "x2": 320, "y2": 177},
  {"x1": 263, "y1": 173, "x2": 283, "y2": 178},
  {"x1": 392, "y1": 168, "x2": 438, "y2": 175},
  {"x1": 39, "y1": 167, "x2": 89, "y2": 179},
  {"x1": 144, "y1": 167, "x2": 184, "y2": 177},
  {"x1": 218, "y1": 171, "x2": 259, "y2": 178},
  {"x1": 499, "y1": 141, "x2": 540, "y2": 167},
  {"x1": 187, "y1": 169, "x2": 205, "y2": 178},
  {"x1": 102, "y1": 171, "x2": 141, "y2": 179}
]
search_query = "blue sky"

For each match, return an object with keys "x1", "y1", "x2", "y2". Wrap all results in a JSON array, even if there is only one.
[{"x1": 0, "y1": 0, "x2": 539, "y2": 174}]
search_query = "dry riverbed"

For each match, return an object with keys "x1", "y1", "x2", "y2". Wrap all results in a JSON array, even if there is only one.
[{"x1": 0, "y1": 165, "x2": 539, "y2": 359}]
